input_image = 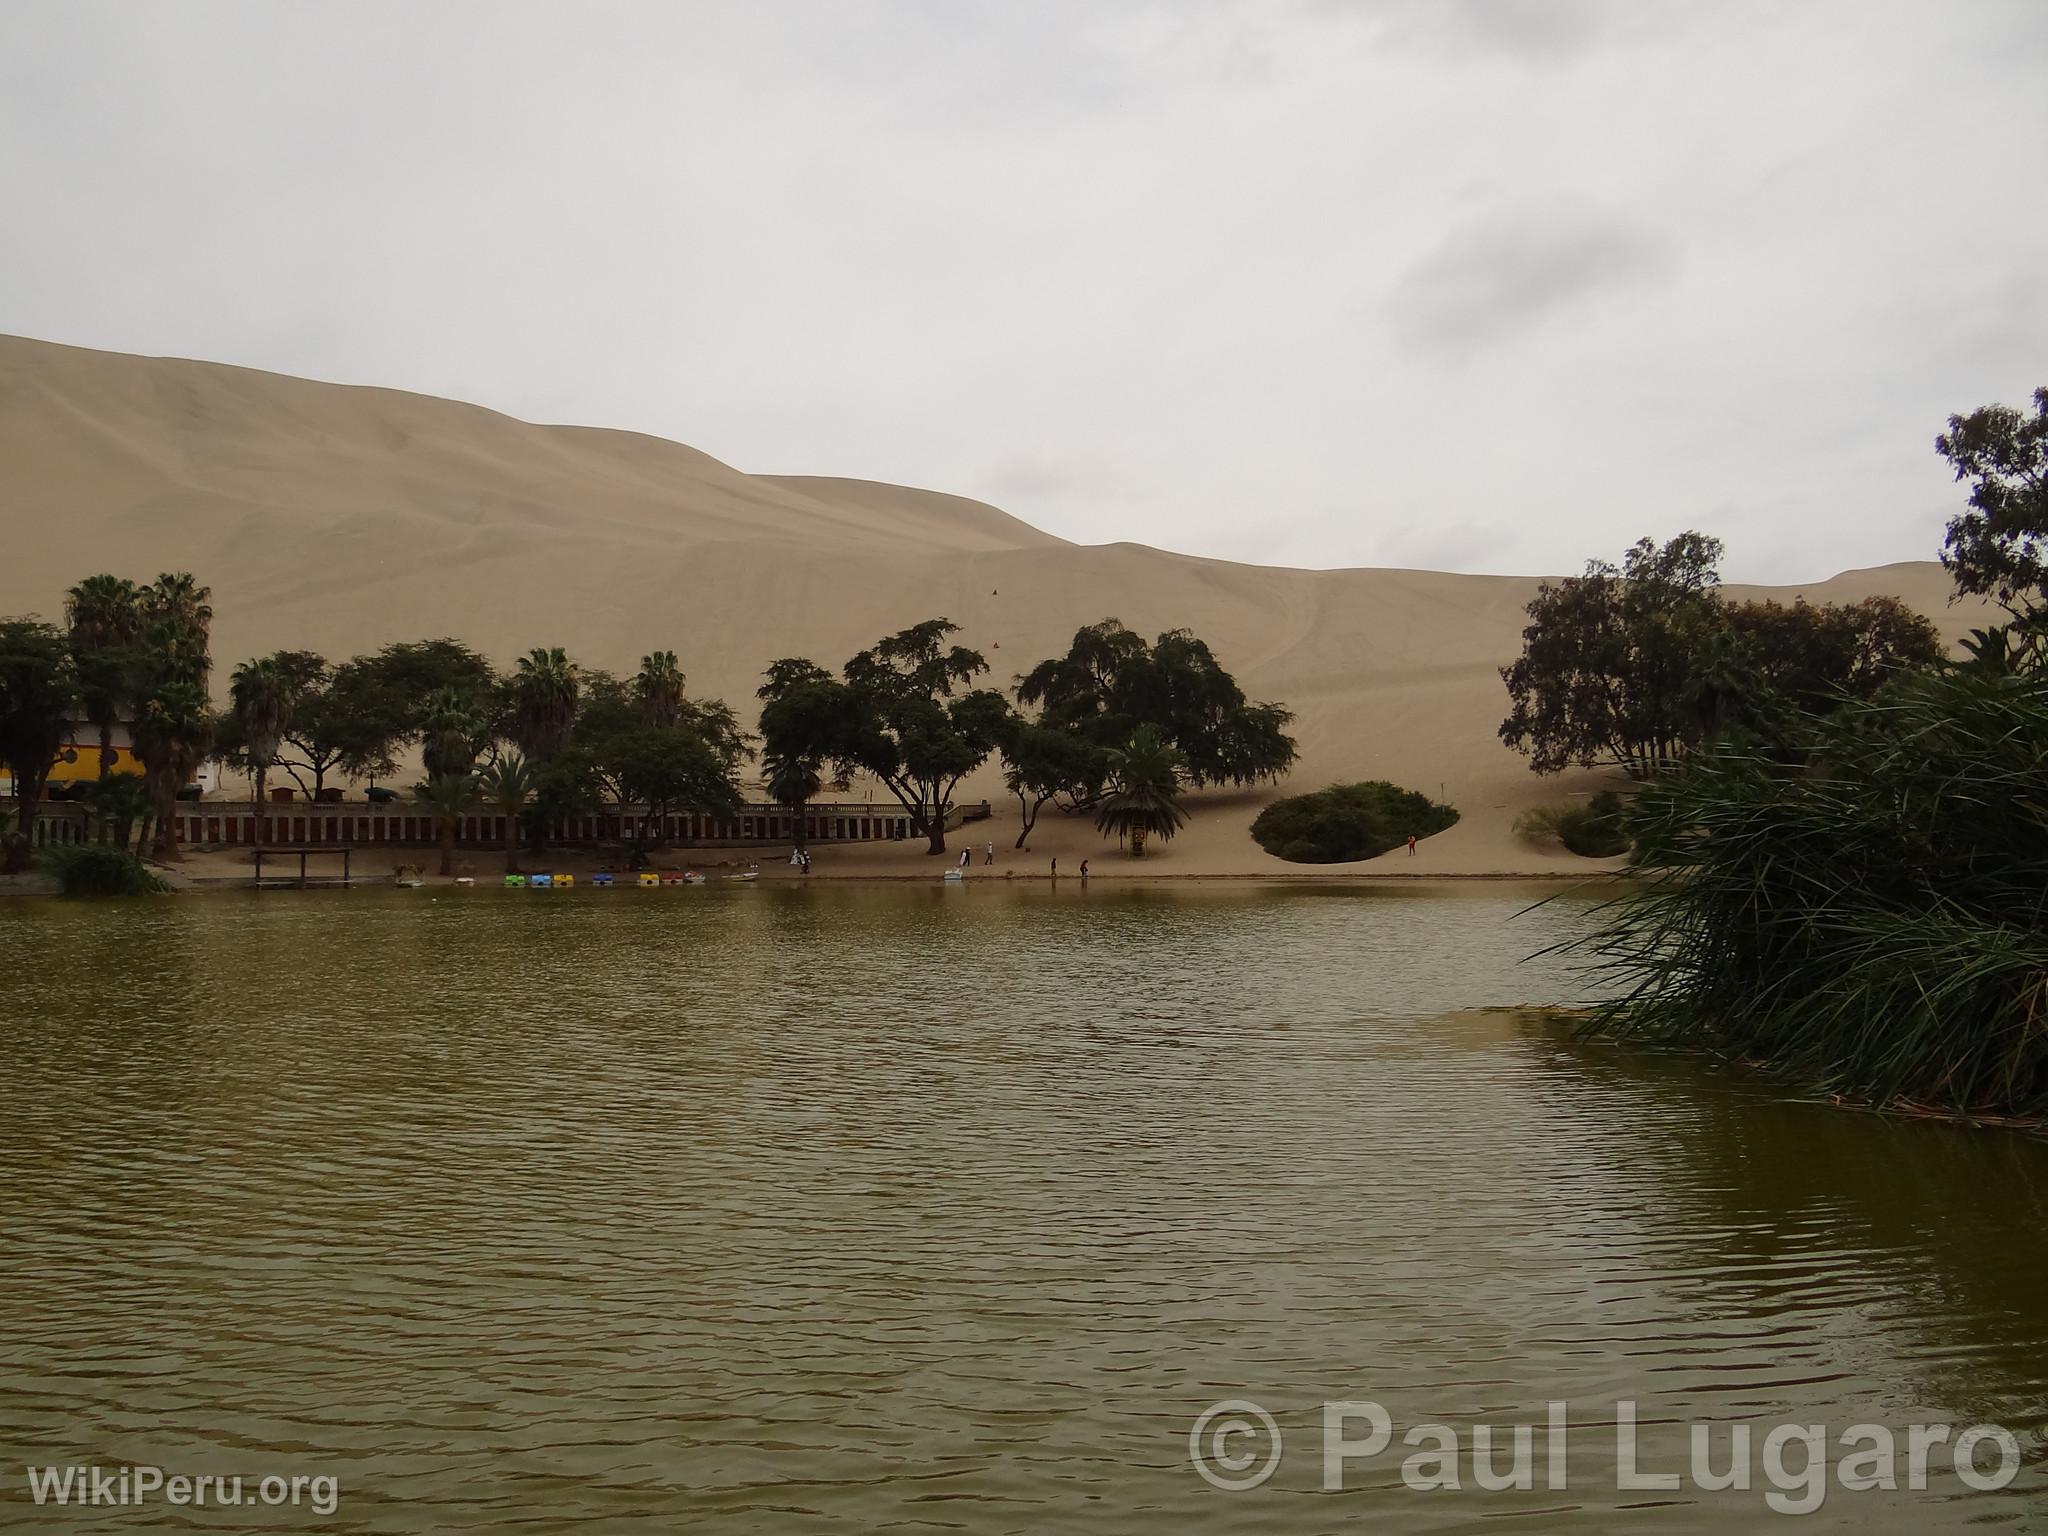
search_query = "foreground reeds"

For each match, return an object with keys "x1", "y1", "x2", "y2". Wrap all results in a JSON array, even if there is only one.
[{"x1": 1572, "y1": 670, "x2": 2048, "y2": 1118}]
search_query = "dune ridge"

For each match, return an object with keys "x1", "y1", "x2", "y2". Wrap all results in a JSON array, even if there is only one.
[{"x1": 0, "y1": 333, "x2": 1976, "y2": 875}]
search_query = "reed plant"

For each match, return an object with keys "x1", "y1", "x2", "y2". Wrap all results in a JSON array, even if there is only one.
[{"x1": 1573, "y1": 669, "x2": 2048, "y2": 1117}]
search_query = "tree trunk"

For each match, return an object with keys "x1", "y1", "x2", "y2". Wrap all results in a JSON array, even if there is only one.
[
  {"x1": 149, "y1": 773, "x2": 180, "y2": 861},
  {"x1": 439, "y1": 820, "x2": 456, "y2": 877},
  {"x1": 503, "y1": 815, "x2": 520, "y2": 875},
  {"x1": 97, "y1": 721, "x2": 115, "y2": 784},
  {"x1": 1130, "y1": 825, "x2": 1147, "y2": 858}
]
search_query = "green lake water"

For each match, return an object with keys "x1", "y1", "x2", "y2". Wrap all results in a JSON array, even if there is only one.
[{"x1": 1, "y1": 883, "x2": 2044, "y2": 1531}]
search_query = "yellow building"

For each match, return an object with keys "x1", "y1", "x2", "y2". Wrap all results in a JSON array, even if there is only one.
[{"x1": 47, "y1": 727, "x2": 145, "y2": 784}]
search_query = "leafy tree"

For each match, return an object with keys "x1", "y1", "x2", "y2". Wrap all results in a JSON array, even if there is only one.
[
  {"x1": 0, "y1": 619, "x2": 76, "y2": 872},
  {"x1": 64, "y1": 574, "x2": 143, "y2": 782},
  {"x1": 1716, "y1": 596, "x2": 1942, "y2": 729},
  {"x1": 478, "y1": 752, "x2": 538, "y2": 874},
  {"x1": 843, "y1": 619, "x2": 1012, "y2": 855},
  {"x1": 1093, "y1": 725, "x2": 1188, "y2": 857},
  {"x1": 1500, "y1": 533, "x2": 1723, "y2": 777},
  {"x1": 1255, "y1": 780, "x2": 1460, "y2": 863},
  {"x1": 1016, "y1": 619, "x2": 1296, "y2": 801},
  {"x1": 758, "y1": 659, "x2": 850, "y2": 849},
  {"x1": 603, "y1": 726, "x2": 743, "y2": 852},
  {"x1": 299, "y1": 640, "x2": 497, "y2": 789},
  {"x1": 412, "y1": 773, "x2": 476, "y2": 877},
  {"x1": 552, "y1": 667, "x2": 751, "y2": 854},
  {"x1": 997, "y1": 718, "x2": 1104, "y2": 849},
  {"x1": 1936, "y1": 386, "x2": 2048, "y2": 645}
]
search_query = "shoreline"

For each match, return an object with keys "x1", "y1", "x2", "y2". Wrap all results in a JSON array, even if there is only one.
[{"x1": 4, "y1": 866, "x2": 1618, "y2": 898}]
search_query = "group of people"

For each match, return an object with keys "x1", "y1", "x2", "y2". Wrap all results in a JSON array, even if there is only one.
[
  {"x1": 955, "y1": 842, "x2": 1089, "y2": 879},
  {"x1": 788, "y1": 846, "x2": 813, "y2": 875}
]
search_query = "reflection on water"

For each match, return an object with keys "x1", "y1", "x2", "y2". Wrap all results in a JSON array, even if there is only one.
[{"x1": 0, "y1": 883, "x2": 2043, "y2": 1531}]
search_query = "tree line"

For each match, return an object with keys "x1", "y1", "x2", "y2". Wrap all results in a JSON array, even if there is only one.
[
  {"x1": 1499, "y1": 532, "x2": 1945, "y2": 777},
  {"x1": 0, "y1": 585, "x2": 1297, "y2": 872}
]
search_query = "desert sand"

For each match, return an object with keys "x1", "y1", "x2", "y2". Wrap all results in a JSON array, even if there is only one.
[{"x1": 0, "y1": 333, "x2": 1981, "y2": 880}]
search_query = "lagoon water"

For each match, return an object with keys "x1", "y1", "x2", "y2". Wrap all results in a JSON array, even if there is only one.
[{"x1": 1, "y1": 883, "x2": 2044, "y2": 1531}]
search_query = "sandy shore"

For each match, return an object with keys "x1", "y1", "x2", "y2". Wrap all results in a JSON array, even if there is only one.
[{"x1": 153, "y1": 784, "x2": 1627, "y2": 890}]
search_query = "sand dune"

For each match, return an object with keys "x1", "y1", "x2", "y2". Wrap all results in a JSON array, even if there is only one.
[{"x1": 0, "y1": 333, "x2": 1979, "y2": 877}]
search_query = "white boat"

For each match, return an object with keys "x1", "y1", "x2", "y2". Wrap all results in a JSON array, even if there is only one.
[
  {"x1": 721, "y1": 871, "x2": 757, "y2": 882},
  {"x1": 943, "y1": 869, "x2": 964, "y2": 882}
]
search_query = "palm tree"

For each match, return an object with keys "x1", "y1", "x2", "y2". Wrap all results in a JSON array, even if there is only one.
[
  {"x1": 85, "y1": 773, "x2": 150, "y2": 851},
  {"x1": 477, "y1": 753, "x2": 538, "y2": 873},
  {"x1": 228, "y1": 657, "x2": 293, "y2": 823},
  {"x1": 512, "y1": 647, "x2": 580, "y2": 760},
  {"x1": 764, "y1": 747, "x2": 822, "y2": 849},
  {"x1": 65, "y1": 574, "x2": 142, "y2": 782},
  {"x1": 1093, "y1": 725, "x2": 1188, "y2": 858},
  {"x1": 144, "y1": 571, "x2": 212, "y2": 641},
  {"x1": 419, "y1": 686, "x2": 489, "y2": 778},
  {"x1": 412, "y1": 773, "x2": 477, "y2": 877},
  {"x1": 133, "y1": 681, "x2": 214, "y2": 861},
  {"x1": 140, "y1": 573, "x2": 214, "y2": 687},
  {"x1": 634, "y1": 650, "x2": 684, "y2": 728}
]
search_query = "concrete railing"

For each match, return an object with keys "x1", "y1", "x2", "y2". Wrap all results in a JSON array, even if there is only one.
[{"x1": 8, "y1": 798, "x2": 994, "y2": 851}]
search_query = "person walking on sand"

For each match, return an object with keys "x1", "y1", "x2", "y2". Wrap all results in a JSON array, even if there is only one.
[
  {"x1": 1406, "y1": 833, "x2": 1417, "y2": 856},
  {"x1": 1079, "y1": 859, "x2": 1089, "y2": 880},
  {"x1": 984, "y1": 840, "x2": 994, "y2": 866},
  {"x1": 959, "y1": 847, "x2": 971, "y2": 871},
  {"x1": 1050, "y1": 857, "x2": 1058, "y2": 880}
]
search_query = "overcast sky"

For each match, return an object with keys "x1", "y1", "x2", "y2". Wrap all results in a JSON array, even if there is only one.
[{"x1": 3, "y1": 1, "x2": 2044, "y2": 581}]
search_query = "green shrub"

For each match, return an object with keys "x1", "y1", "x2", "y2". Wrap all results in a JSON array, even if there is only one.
[
  {"x1": 1573, "y1": 670, "x2": 2048, "y2": 1117},
  {"x1": 1515, "y1": 791, "x2": 1629, "y2": 857},
  {"x1": 1251, "y1": 781, "x2": 1458, "y2": 864},
  {"x1": 46, "y1": 844, "x2": 166, "y2": 898}
]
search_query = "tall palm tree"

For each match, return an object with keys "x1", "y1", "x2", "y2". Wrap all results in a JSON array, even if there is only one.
[
  {"x1": 144, "y1": 571, "x2": 212, "y2": 639},
  {"x1": 513, "y1": 647, "x2": 580, "y2": 760},
  {"x1": 419, "y1": 686, "x2": 489, "y2": 778},
  {"x1": 228, "y1": 657, "x2": 293, "y2": 823},
  {"x1": 133, "y1": 681, "x2": 214, "y2": 861},
  {"x1": 634, "y1": 650, "x2": 685, "y2": 728},
  {"x1": 477, "y1": 753, "x2": 538, "y2": 873},
  {"x1": 65, "y1": 574, "x2": 142, "y2": 782},
  {"x1": 412, "y1": 773, "x2": 477, "y2": 877},
  {"x1": 764, "y1": 747, "x2": 822, "y2": 849},
  {"x1": 140, "y1": 573, "x2": 214, "y2": 687},
  {"x1": 1093, "y1": 725, "x2": 1188, "y2": 858}
]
